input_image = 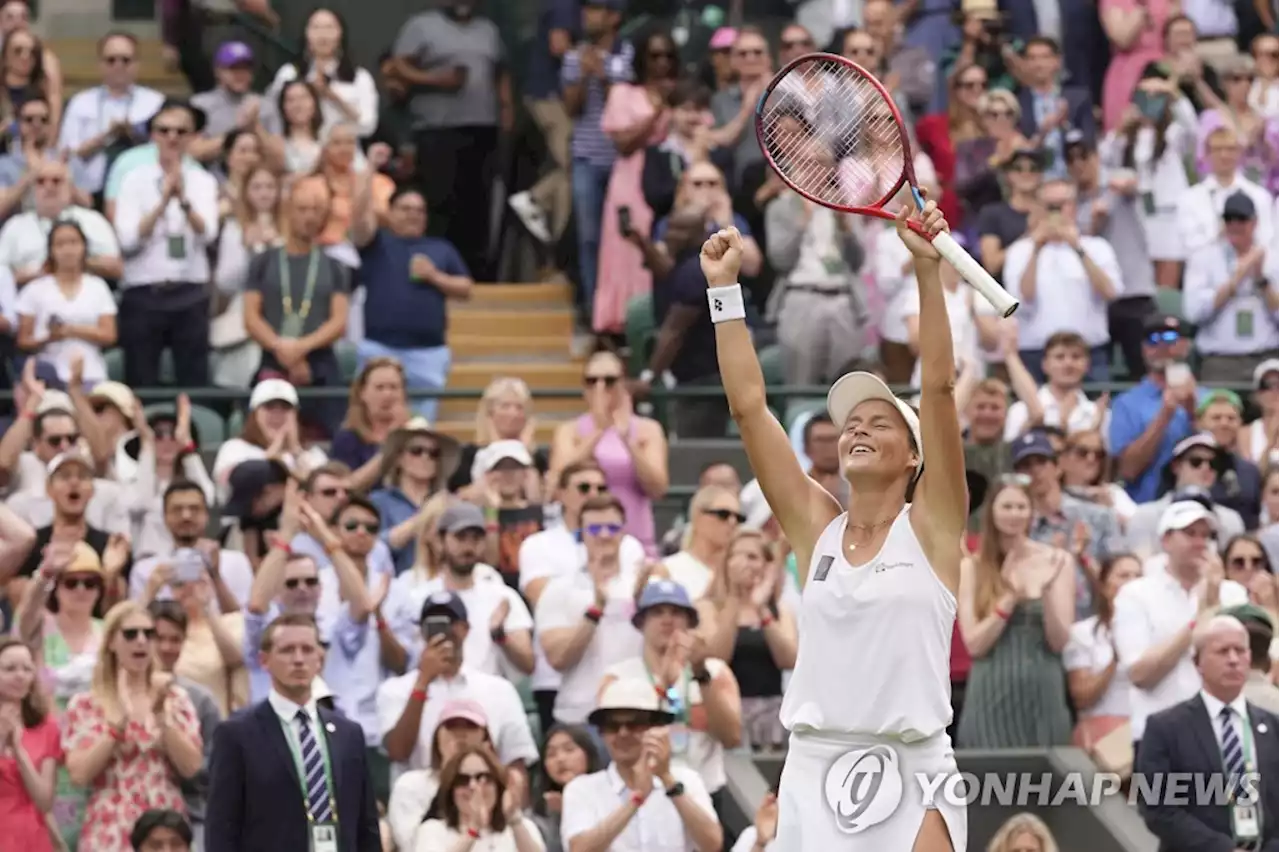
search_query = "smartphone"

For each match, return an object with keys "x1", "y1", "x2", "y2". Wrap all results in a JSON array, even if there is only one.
[
  {"x1": 423, "y1": 615, "x2": 453, "y2": 645},
  {"x1": 172, "y1": 548, "x2": 206, "y2": 584},
  {"x1": 1165, "y1": 362, "x2": 1192, "y2": 388},
  {"x1": 618, "y1": 205, "x2": 633, "y2": 237}
]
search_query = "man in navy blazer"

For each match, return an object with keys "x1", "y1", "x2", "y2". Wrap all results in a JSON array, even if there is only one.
[
  {"x1": 1137, "y1": 615, "x2": 1280, "y2": 852},
  {"x1": 1016, "y1": 36, "x2": 1096, "y2": 176},
  {"x1": 205, "y1": 613, "x2": 381, "y2": 852}
]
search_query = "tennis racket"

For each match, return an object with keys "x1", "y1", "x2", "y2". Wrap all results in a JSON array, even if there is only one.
[{"x1": 754, "y1": 53, "x2": 1019, "y2": 318}]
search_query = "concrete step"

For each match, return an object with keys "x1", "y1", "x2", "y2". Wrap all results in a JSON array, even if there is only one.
[
  {"x1": 467, "y1": 282, "x2": 574, "y2": 307},
  {"x1": 449, "y1": 308, "x2": 574, "y2": 339},
  {"x1": 450, "y1": 334, "x2": 570, "y2": 358},
  {"x1": 449, "y1": 361, "x2": 583, "y2": 390},
  {"x1": 51, "y1": 38, "x2": 189, "y2": 96}
]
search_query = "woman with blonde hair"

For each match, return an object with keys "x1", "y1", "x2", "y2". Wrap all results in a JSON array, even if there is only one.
[
  {"x1": 330, "y1": 356, "x2": 410, "y2": 491},
  {"x1": 451, "y1": 376, "x2": 544, "y2": 497},
  {"x1": 987, "y1": 812, "x2": 1059, "y2": 852},
  {"x1": 957, "y1": 479, "x2": 1075, "y2": 749},
  {"x1": 953, "y1": 88, "x2": 1031, "y2": 238},
  {"x1": 62, "y1": 601, "x2": 202, "y2": 852},
  {"x1": 371, "y1": 418, "x2": 461, "y2": 574},
  {"x1": 662, "y1": 484, "x2": 744, "y2": 602}
]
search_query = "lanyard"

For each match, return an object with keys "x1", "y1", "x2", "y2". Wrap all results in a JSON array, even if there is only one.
[
  {"x1": 1237, "y1": 709, "x2": 1255, "y2": 775},
  {"x1": 279, "y1": 248, "x2": 320, "y2": 324},
  {"x1": 644, "y1": 661, "x2": 691, "y2": 723},
  {"x1": 278, "y1": 709, "x2": 338, "y2": 824}
]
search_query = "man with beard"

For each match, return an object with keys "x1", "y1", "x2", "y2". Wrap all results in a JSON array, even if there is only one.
[{"x1": 392, "y1": 502, "x2": 533, "y2": 681}]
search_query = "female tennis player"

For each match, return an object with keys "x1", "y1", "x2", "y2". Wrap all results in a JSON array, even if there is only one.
[{"x1": 700, "y1": 200, "x2": 967, "y2": 851}]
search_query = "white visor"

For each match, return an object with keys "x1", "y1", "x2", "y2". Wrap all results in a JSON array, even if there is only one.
[{"x1": 826, "y1": 372, "x2": 924, "y2": 469}]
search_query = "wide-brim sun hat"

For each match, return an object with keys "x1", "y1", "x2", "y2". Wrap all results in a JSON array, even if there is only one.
[
  {"x1": 378, "y1": 416, "x2": 462, "y2": 486},
  {"x1": 587, "y1": 678, "x2": 676, "y2": 728},
  {"x1": 826, "y1": 372, "x2": 924, "y2": 471}
]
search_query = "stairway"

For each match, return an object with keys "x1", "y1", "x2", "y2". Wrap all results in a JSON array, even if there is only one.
[
  {"x1": 438, "y1": 282, "x2": 582, "y2": 443},
  {"x1": 48, "y1": 36, "x2": 190, "y2": 98}
]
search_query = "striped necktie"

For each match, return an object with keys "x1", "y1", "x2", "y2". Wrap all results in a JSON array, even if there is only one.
[
  {"x1": 1220, "y1": 705, "x2": 1260, "y2": 851},
  {"x1": 296, "y1": 709, "x2": 334, "y2": 823}
]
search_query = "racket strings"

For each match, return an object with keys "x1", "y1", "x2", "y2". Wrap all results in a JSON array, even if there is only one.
[{"x1": 758, "y1": 57, "x2": 908, "y2": 208}]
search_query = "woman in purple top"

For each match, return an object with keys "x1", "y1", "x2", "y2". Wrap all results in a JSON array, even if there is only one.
[{"x1": 549, "y1": 350, "x2": 668, "y2": 555}]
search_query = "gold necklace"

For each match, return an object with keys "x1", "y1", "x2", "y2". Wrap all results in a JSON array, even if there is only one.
[{"x1": 846, "y1": 516, "x2": 896, "y2": 551}]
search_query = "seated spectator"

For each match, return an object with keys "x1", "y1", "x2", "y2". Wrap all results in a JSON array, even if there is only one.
[
  {"x1": 941, "y1": 0, "x2": 1019, "y2": 96},
  {"x1": 709, "y1": 26, "x2": 770, "y2": 191},
  {"x1": 1258, "y1": 466, "x2": 1279, "y2": 570},
  {"x1": 1178, "y1": 126, "x2": 1274, "y2": 256},
  {"x1": 16, "y1": 222, "x2": 118, "y2": 388},
  {"x1": 64, "y1": 601, "x2": 202, "y2": 852},
  {"x1": 730, "y1": 790, "x2": 778, "y2": 852},
  {"x1": 987, "y1": 812, "x2": 1060, "y2": 852},
  {"x1": 471, "y1": 440, "x2": 545, "y2": 585},
  {"x1": 695, "y1": 530, "x2": 797, "y2": 753},
  {"x1": 1016, "y1": 36, "x2": 1096, "y2": 177},
  {"x1": 1064, "y1": 554, "x2": 1140, "y2": 756},
  {"x1": 188, "y1": 42, "x2": 263, "y2": 165},
  {"x1": 1250, "y1": 33, "x2": 1279, "y2": 118},
  {"x1": 350, "y1": 181, "x2": 473, "y2": 424},
  {"x1": 243, "y1": 176, "x2": 350, "y2": 434},
  {"x1": 212, "y1": 129, "x2": 264, "y2": 216},
  {"x1": 0, "y1": 157, "x2": 121, "y2": 286},
  {"x1": 1225, "y1": 602, "x2": 1280, "y2": 713},
  {"x1": 1196, "y1": 53, "x2": 1277, "y2": 188},
  {"x1": 211, "y1": 379, "x2": 328, "y2": 493},
  {"x1": 560, "y1": 678, "x2": 721, "y2": 852},
  {"x1": 862, "y1": 0, "x2": 937, "y2": 116},
  {"x1": 330, "y1": 357, "x2": 410, "y2": 491},
  {"x1": 961, "y1": 378, "x2": 1013, "y2": 498},
  {"x1": 1005, "y1": 332, "x2": 1110, "y2": 441},
  {"x1": 1129, "y1": 435, "x2": 1247, "y2": 556},
  {"x1": 114, "y1": 99, "x2": 219, "y2": 390},
  {"x1": 0, "y1": 636, "x2": 61, "y2": 852},
  {"x1": 0, "y1": 97, "x2": 70, "y2": 221},
  {"x1": 1196, "y1": 390, "x2": 1264, "y2": 528},
  {"x1": 262, "y1": 79, "x2": 323, "y2": 176},
  {"x1": 0, "y1": 1, "x2": 61, "y2": 128},
  {"x1": 662, "y1": 485, "x2": 741, "y2": 601},
  {"x1": 536, "y1": 495, "x2": 644, "y2": 726},
  {"x1": 448, "y1": 377, "x2": 545, "y2": 496},
  {"x1": 656, "y1": 161, "x2": 763, "y2": 273},
  {"x1": 956, "y1": 479, "x2": 1075, "y2": 748},
  {"x1": 59, "y1": 32, "x2": 164, "y2": 202},
  {"x1": 955, "y1": 91, "x2": 1031, "y2": 245},
  {"x1": 147, "y1": 601, "x2": 222, "y2": 848},
  {"x1": 641, "y1": 79, "x2": 731, "y2": 223},
  {"x1": 1222, "y1": 534, "x2": 1273, "y2": 593},
  {"x1": 916, "y1": 62, "x2": 986, "y2": 230},
  {"x1": 414, "y1": 745, "x2": 543, "y2": 852},
  {"x1": 371, "y1": 417, "x2": 461, "y2": 575},
  {"x1": 219, "y1": 459, "x2": 291, "y2": 569},
  {"x1": 549, "y1": 350, "x2": 667, "y2": 554},
  {"x1": 976, "y1": 145, "x2": 1042, "y2": 284},
  {"x1": 378, "y1": 591, "x2": 537, "y2": 777},
  {"x1": 1059, "y1": 428, "x2": 1139, "y2": 524},
  {"x1": 1109, "y1": 314, "x2": 1202, "y2": 503},
  {"x1": 529, "y1": 724, "x2": 600, "y2": 852},
  {"x1": 129, "y1": 809, "x2": 194, "y2": 852},
  {"x1": 386, "y1": 698, "x2": 495, "y2": 852},
  {"x1": 1239, "y1": 358, "x2": 1278, "y2": 469},
  {"x1": 1184, "y1": 191, "x2": 1277, "y2": 385},
  {"x1": 1161, "y1": 15, "x2": 1224, "y2": 114}
]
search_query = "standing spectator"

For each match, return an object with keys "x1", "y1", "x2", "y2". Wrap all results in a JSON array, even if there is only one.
[
  {"x1": 0, "y1": 96, "x2": 65, "y2": 221},
  {"x1": 1065, "y1": 554, "x2": 1141, "y2": 752},
  {"x1": 187, "y1": 42, "x2": 263, "y2": 164},
  {"x1": 1016, "y1": 37, "x2": 1096, "y2": 177},
  {"x1": 351, "y1": 181, "x2": 473, "y2": 423},
  {"x1": 1184, "y1": 191, "x2": 1278, "y2": 384},
  {"x1": 16, "y1": 222, "x2": 118, "y2": 388},
  {"x1": 204, "y1": 613, "x2": 381, "y2": 852},
  {"x1": 64, "y1": 601, "x2": 203, "y2": 852},
  {"x1": 954, "y1": 90, "x2": 1030, "y2": 245},
  {"x1": 1003, "y1": 179, "x2": 1124, "y2": 383},
  {"x1": 1250, "y1": 33, "x2": 1279, "y2": 118},
  {"x1": 211, "y1": 379, "x2": 328, "y2": 491},
  {"x1": 529, "y1": 724, "x2": 599, "y2": 852},
  {"x1": 472, "y1": 441, "x2": 545, "y2": 585},
  {"x1": 414, "y1": 745, "x2": 544, "y2": 852},
  {"x1": 1195, "y1": 393, "x2": 1264, "y2": 529},
  {"x1": 1227, "y1": 603, "x2": 1280, "y2": 712},
  {"x1": 1177, "y1": 125, "x2": 1274, "y2": 255},
  {"x1": 265, "y1": 9, "x2": 379, "y2": 142},
  {"x1": 986, "y1": 814, "x2": 1062, "y2": 852},
  {"x1": 59, "y1": 32, "x2": 164, "y2": 202},
  {"x1": 242, "y1": 177, "x2": 350, "y2": 433},
  {"x1": 308, "y1": 124, "x2": 393, "y2": 267},
  {"x1": 903, "y1": 258, "x2": 984, "y2": 388},
  {"x1": 0, "y1": 1, "x2": 61, "y2": 137},
  {"x1": 1099, "y1": 0, "x2": 1173, "y2": 130},
  {"x1": 1058, "y1": 429, "x2": 1140, "y2": 523},
  {"x1": 0, "y1": 28, "x2": 55, "y2": 147},
  {"x1": 114, "y1": 99, "x2": 218, "y2": 389},
  {"x1": 1238, "y1": 358, "x2": 1278, "y2": 469},
  {"x1": 330, "y1": 358, "x2": 409, "y2": 489},
  {"x1": 640, "y1": 80, "x2": 732, "y2": 224},
  {"x1": 863, "y1": 0, "x2": 937, "y2": 115},
  {"x1": 391, "y1": 1, "x2": 513, "y2": 281},
  {"x1": 1005, "y1": 332, "x2": 1110, "y2": 441},
  {"x1": 662, "y1": 485, "x2": 740, "y2": 600},
  {"x1": 1196, "y1": 53, "x2": 1278, "y2": 189},
  {"x1": 915, "y1": 62, "x2": 986, "y2": 229},
  {"x1": 212, "y1": 129, "x2": 265, "y2": 214},
  {"x1": 709, "y1": 27, "x2": 772, "y2": 189},
  {"x1": 261, "y1": 80, "x2": 323, "y2": 176},
  {"x1": 0, "y1": 635, "x2": 60, "y2": 852},
  {"x1": 975, "y1": 145, "x2": 1041, "y2": 284},
  {"x1": 449, "y1": 377, "x2": 545, "y2": 496}
]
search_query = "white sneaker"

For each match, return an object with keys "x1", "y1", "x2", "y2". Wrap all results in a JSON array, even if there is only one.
[{"x1": 508, "y1": 191, "x2": 552, "y2": 244}]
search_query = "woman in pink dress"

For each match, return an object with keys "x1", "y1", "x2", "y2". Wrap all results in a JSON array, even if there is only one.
[
  {"x1": 593, "y1": 30, "x2": 679, "y2": 334},
  {"x1": 0, "y1": 637, "x2": 61, "y2": 852},
  {"x1": 1100, "y1": 0, "x2": 1174, "y2": 130}
]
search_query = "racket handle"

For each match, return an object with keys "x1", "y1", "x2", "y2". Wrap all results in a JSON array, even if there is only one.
[{"x1": 931, "y1": 231, "x2": 1019, "y2": 318}]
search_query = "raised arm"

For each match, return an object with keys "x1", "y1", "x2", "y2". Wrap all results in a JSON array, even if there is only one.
[
  {"x1": 898, "y1": 204, "x2": 966, "y2": 593},
  {"x1": 701, "y1": 227, "x2": 841, "y2": 584}
]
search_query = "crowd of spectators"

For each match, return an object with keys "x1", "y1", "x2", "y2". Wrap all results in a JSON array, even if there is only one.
[{"x1": 0, "y1": 0, "x2": 1272, "y2": 850}]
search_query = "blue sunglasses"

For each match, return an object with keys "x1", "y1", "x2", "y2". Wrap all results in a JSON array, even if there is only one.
[{"x1": 1146, "y1": 330, "x2": 1181, "y2": 345}]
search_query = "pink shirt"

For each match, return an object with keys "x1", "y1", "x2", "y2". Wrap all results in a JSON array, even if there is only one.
[{"x1": 0, "y1": 716, "x2": 63, "y2": 852}]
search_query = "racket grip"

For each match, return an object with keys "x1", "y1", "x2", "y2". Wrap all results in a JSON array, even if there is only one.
[{"x1": 931, "y1": 231, "x2": 1019, "y2": 318}]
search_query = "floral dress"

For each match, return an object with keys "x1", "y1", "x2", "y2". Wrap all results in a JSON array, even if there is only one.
[
  {"x1": 39, "y1": 617, "x2": 101, "y2": 849},
  {"x1": 62, "y1": 689, "x2": 200, "y2": 852}
]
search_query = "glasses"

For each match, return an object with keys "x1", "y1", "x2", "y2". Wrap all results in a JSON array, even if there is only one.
[
  {"x1": 984, "y1": 109, "x2": 1014, "y2": 119},
  {"x1": 61, "y1": 576, "x2": 102, "y2": 591},
  {"x1": 584, "y1": 375, "x2": 619, "y2": 388},
  {"x1": 102, "y1": 54, "x2": 134, "y2": 65},
  {"x1": 575, "y1": 482, "x2": 608, "y2": 495},
  {"x1": 121, "y1": 627, "x2": 157, "y2": 642},
  {"x1": 1145, "y1": 330, "x2": 1181, "y2": 345},
  {"x1": 342, "y1": 520, "x2": 379, "y2": 534},
  {"x1": 154, "y1": 125, "x2": 191, "y2": 137},
  {"x1": 45, "y1": 433, "x2": 79, "y2": 448},
  {"x1": 284, "y1": 576, "x2": 321, "y2": 590},
  {"x1": 734, "y1": 48, "x2": 766, "y2": 58},
  {"x1": 1070, "y1": 446, "x2": 1106, "y2": 462},
  {"x1": 703, "y1": 508, "x2": 746, "y2": 524},
  {"x1": 955, "y1": 78, "x2": 987, "y2": 91},
  {"x1": 404, "y1": 445, "x2": 440, "y2": 459},
  {"x1": 1229, "y1": 555, "x2": 1266, "y2": 570},
  {"x1": 454, "y1": 771, "x2": 495, "y2": 787},
  {"x1": 584, "y1": 522, "x2": 623, "y2": 537},
  {"x1": 1010, "y1": 164, "x2": 1043, "y2": 175},
  {"x1": 782, "y1": 39, "x2": 813, "y2": 49},
  {"x1": 1260, "y1": 377, "x2": 1279, "y2": 391},
  {"x1": 1182, "y1": 456, "x2": 1216, "y2": 469},
  {"x1": 599, "y1": 716, "x2": 650, "y2": 733}
]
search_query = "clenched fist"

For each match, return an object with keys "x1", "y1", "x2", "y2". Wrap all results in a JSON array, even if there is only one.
[{"x1": 699, "y1": 226, "x2": 744, "y2": 286}]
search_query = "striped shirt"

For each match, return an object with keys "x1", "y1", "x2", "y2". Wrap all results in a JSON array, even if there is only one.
[{"x1": 561, "y1": 40, "x2": 635, "y2": 167}]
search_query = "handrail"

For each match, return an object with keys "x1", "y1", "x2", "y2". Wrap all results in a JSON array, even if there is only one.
[{"x1": 230, "y1": 11, "x2": 301, "y2": 67}]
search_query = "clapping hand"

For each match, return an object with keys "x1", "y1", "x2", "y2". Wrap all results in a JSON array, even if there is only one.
[
  {"x1": 103, "y1": 533, "x2": 131, "y2": 581},
  {"x1": 37, "y1": 540, "x2": 75, "y2": 580},
  {"x1": 298, "y1": 502, "x2": 342, "y2": 553},
  {"x1": 367, "y1": 142, "x2": 393, "y2": 171},
  {"x1": 502, "y1": 767, "x2": 527, "y2": 820},
  {"x1": 488, "y1": 597, "x2": 511, "y2": 633},
  {"x1": 641, "y1": 727, "x2": 672, "y2": 779},
  {"x1": 150, "y1": 671, "x2": 175, "y2": 716},
  {"x1": 755, "y1": 792, "x2": 779, "y2": 843}
]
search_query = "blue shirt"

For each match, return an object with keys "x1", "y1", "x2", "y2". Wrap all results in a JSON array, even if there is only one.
[
  {"x1": 369, "y1": 487, "x2": 423, "y2": 575},
  {"x1": 320, "y1": 581, "x2": 385, "y2": 746},
  {"x1": 525, "y1": 0, "x2": 579, "y2": 100},
  {"x1": 1109, "y1": 378, "x2": 1204, "y2": 502},
  {"x1": 561, "y1": 40, "x2": 634, "y2": 167},
  {"x1": 359, "y1": 229, "x2": 467, "y2": 349}
]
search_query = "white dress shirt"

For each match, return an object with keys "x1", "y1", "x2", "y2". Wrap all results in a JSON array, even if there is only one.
[
  {"x1": 59, "y1": 84, "x2": 166, "y2": 192},
  {"x1": 560, "y1": 764, "x2": 715, "y2": 852},
  {"x1": 1004, "y1": 386, "x2": 1111, "y2": 445},
  {"x1": 1200, "y1": 689, "x2": 1257, "y2": 770},
  {"x1": 1003, "y1": 236, "x2": 1124, "y2": 350},
  {"x1": 1184, "y1": 238, "x2": 1279, "y2": 356},
  {"x1": 114, "y1": 161, "x2": 220, "y2": 287},
  {"x1": 1063, "y1": 616, "x2": 1131, "y2": 718},
  {"x1": 0, "y1": 207, "x2": 120, "y2": 275},
  {"x1": 1176, "y1": 174, "x2": 1274, "y2": 255},
  {"x1": 415, "y1": 818, "x2": 546, "y2": 852},
  {"x1": 264, "y1": 62, "x2": 380, "y2": 138},
  {"x1": 388, "y1": 768, "x2": 440, "y2": 852}
]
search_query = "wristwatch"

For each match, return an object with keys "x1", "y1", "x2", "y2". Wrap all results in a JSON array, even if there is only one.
[
  {"x1": 665, "y1": 781, "x2": 686, "y2": 799},
  {"x1": 691, "y1": 666, "x2": 712, "y2": 686}
]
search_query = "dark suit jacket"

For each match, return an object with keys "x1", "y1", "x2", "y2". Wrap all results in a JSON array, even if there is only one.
[
  {"x1": 205, "y1": 699, "x2": 380, "y2": 852},
  {"x1": 1137, "y1": 695, "x2": 1280, "y2": 852},
  {"x1": 1016, "y1": 84, "x2": 1097, "y2": 147}
]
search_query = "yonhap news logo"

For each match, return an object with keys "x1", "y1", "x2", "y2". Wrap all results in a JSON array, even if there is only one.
[{"x1": 823, "y1": 746, "x2": 904, "y2": 833}]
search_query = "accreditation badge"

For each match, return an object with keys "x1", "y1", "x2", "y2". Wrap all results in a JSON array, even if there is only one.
[
  {"x1": 1233, "y1": 803, "x2": 1260, "y2": 843},
  {"x1": 311, "y1": 822, "x2": 338, "y2": 852}
]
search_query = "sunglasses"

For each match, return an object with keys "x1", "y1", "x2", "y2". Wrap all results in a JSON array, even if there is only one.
[
  {"x1": 584, "y1": 375, "x2": 619, "y2": 388},
  {"x1": 984, "y1": 109, "x2": 1014, "y2": 119},
  {"x1": 1010, "y1": 164, "x2": 1043, "y2": 175},
  {"x1": 314, "y1": 486, "x2": 345, "y2": 498},
  {"x1": 45, "y1": 433, "x2": 79, "y2": 448},
  {"x1": 703, "y1": 508, "x2": 746, "y2": 523},
  {"x1": 735, "y1": 48, "x2": 766, "y2": 58},
  {"x1": 154, "y1": 125, "x2": 191, "y2": 137},
  {"x1": 583, "y1": 522, "x2": 623, "y2": 537},
  {"x1": 102, "y1": 54, "x2": 134, "y2": 65},
  {"x1": 1070, "y1": 446, "x2": 1106, "y2": 462},
  {"x1": 575, "y1": 482, "x2": 608, "y2": 495},
  {"x1": 342, "y1": 520, "x2": 379, "y2": 534},
  {"x1": 454, "y1": 771, "x2": 495, "y2": 787},
  {"x1": 61, "y1": 576, "x2": 102, "y2": 591},
  {"x1": 121, "y1": 627, "x2": 157, "y2": 642},
  {"x1": 1223, "y1": 213, "x2": 1253, "y2": 224},
  {"x1": 284, "y1": 576, "x2": 321, "y2": 590},
  {"x1": 599, "y1": 716, "x2": 651, "y2": 733},
  {"x1": 1260, "y1": 377, "x2": 1278, "y2": 391},
  {"x1": 404, "y1": 445, "x2": 440, "y2": 459},
  {"x1": 956, "y1": 78, "x2": 987, "y2": 90},
  {"x1": 1182, "y1": 456, "x2": 1216, "y2": 469},
  {"x1": 1145, "y1": 330, "x2": 1181, "y2": 345},
  {"x1": 1229, "y1": 555, "x2": 1266, "y2": 570}
]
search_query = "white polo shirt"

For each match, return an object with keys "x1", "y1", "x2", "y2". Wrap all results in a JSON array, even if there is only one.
[
  {"x1": 1004, "y1": 386, "x2": 1111, "y2": 445},
  {"x1": 1063, "y1": 616, "x2": 1131, "y2": 719},
  {"x1": 393, "y1": 573, "x2": 534, "y2": 680},
  {"x1": 561, "y1": 763, "x2": 715, "y2": 852},
  {"x1": 0, "y1": 207, "x2": 120, "y2": 275},
  {"x1": 1003, "y1": 235, "x2": 1124, "y2": 350},
  {"x1": 1176, "y1": 174, "x2": 1273, "y2": 255},
  {"x1": 114, "y1": 161, "x2": 220, "y2": 288},
  {"x1": 1112, "y1": 565, "x2": 1203, "y2": 739}
]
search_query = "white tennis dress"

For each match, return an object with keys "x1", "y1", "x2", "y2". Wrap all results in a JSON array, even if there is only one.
[{"x1": 775, "y1": 506, "x2": 968, "y2": 851}]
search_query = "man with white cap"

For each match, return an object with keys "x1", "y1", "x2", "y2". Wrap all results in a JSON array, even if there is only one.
[
  {"x1": 1113, "y1": 500, "x2": 1235, "y2": 758},
  {"x1": 560, "y1": 677, "x2": 722, "y2": 852},
  {"x1": 1128, "y1": 434, "x2": 1245, "y2": 557}
]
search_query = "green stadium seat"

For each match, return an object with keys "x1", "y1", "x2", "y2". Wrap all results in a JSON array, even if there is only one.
[
  {"x1": 784, "y1": 397, "x2": 827, "y2": 432},
  {"x1": 757, "y1": 344, "x2": 784, "y2": 386},
  {"x1": 336, "y1": 340, "x2": 360, "y2": 383},
  {"x1": 625, "y1": 294, "x2": 655, "y2": 376},
  {"x1": 105, "y1": 348, "x2": 125, "y2": 382},
  {"x1": 227, "y1": 409, "x2": 245, "y2": 440}
]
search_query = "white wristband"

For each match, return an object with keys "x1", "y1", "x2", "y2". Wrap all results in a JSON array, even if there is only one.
[{"x1": 707, "y1": 284, "x2": 746, "y2": 323}]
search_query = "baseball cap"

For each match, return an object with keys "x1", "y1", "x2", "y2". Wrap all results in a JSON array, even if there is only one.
[
  {"x1": 88, "y1": 381, "x2": 134, "y2": 416},
  {"x1": 1197, "y1": 389, "x2": 1243, "y2": 414},
  {"x1": 708, "y1": 27, "x2": 738, "y2": 50},
  {"x1": 36, "y1": 389, "x2": 74, "y2": 416},
  {"x1": 437, "y1": 503, "x2": 487, "y2": 536},
  {"x1": 1005, "y1": 146, "x2": 1045, "y2": 169},
  {"x1": 633, "y1": 578, "x2": 700, "y2": 628},
  {"x1": 480, "y1": 439, "x2": 533, "y2": 473},
  {"x1": 826, "y1": 372, "x2": 923, "y2": 470},
  {"x1": 1142, "y1": 313, "x2": 1189, "y2": 338},
  {"x1": 215, "y1": 41, "x2": 254, "y2": 68},
  {"x1": 47, "y1": 450, "x2": 93, "y2": 477},
  {"x1": 439, "y1": 698, "x2": 489, "y2": 728},
  {"x1": 221, "y1": 459, "x2": 289, "y2": 518},
  {"x1": 1157, "y1": 500, "x2": 1218, "y2": 536},
  {"x1": 1063, "y1": 128, "x2": 1093, "y2": 155},
  {"x1": 1171, "y1": 433, "x2": 1219, "y2": 460},
  {"x1": 249, "y1": 378, "x2": 299, "y2": 410},
  {"x1": 419, "y1": 590, "x2": 468, "y2": 624},
  {"x1": 1011, "y1": 431, "x2": 1056, "y2": 467},
  {"x1": 1168, "y1": 486, "x2": 1215, "y2": 512},
  {"x1": 1221, "y1": 603, "x2": 1275, "y2": 633},
  {"x1": 1222, "y1": 191, "x2": 1257, "y2": 221},
  {"x1": 1254, "y1": 358, "x2": 1279, "y2": 389}
]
